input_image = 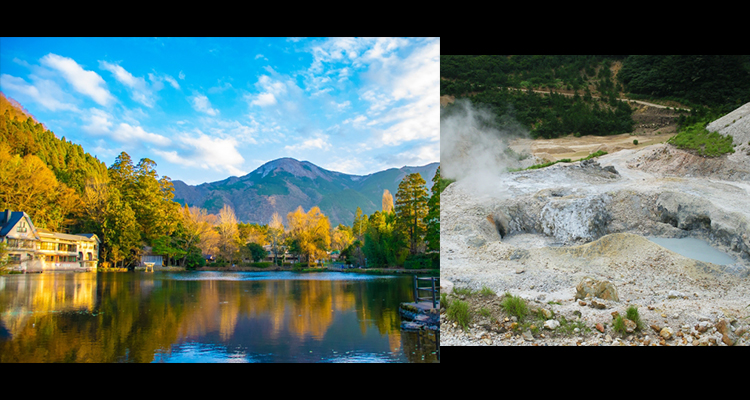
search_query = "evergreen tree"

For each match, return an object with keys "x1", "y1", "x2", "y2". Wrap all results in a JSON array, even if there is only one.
[
  {"x1": 395, "y1": 172, "x2": 429, "y2": 255},
  {"x1": 424, "y1": 166, "x2": 441, "y2": 252}
]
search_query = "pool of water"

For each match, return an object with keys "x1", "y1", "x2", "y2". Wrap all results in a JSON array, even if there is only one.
[{"x1": 646, "y1": 236, "x2": 736, "y2": 265}]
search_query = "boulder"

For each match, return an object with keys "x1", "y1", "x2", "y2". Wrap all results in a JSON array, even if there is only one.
[{"x1": 575, "y1": 277, "x2": 619, "y2": 302}]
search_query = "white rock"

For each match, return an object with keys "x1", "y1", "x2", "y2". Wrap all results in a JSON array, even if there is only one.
[{"x1": 544, "y1": 320, "x2": 560, "y2": 330}]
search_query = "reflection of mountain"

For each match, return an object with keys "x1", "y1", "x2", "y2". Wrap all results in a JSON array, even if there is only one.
[{"x1": 173, "y1": 158, "x2": 439, "y2": 226}]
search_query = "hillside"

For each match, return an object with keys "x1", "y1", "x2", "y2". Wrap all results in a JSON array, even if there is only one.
[
  {"x1": 172, "y1": 158, "x2": 439, "y2": 227},
  {"x1": 441, "y1": 55, "x2": 750, "y2": 141}
]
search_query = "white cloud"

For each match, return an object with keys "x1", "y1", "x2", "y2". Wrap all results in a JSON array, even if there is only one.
[
  {"x1": 82, "y1": 108, "x2": 114, "y2": 135},
  {"x1": 252, "y1": 92, "x2": 276, "y2": 106},
  {"x1": 332, "y1": 100, "x2": 350, "y2": 111},
  {"x1": 112, "y1": 123, "x2": 172, "y2": 146},
  {"x1": 0, "y1": 73, "x2": 79, "y2": 112},
  {"x1": 99, "y1": 61, "x2": 156, "y2": 108},
  {"x1": 322, "y1": 157, "x2": 365, "y2": 175},
  {"x1": 178, "y1": 71, "x2": 185, "y2": 80},
  {"x1": 189, "y1": 93, "x2": 219, "y2": 116},
  {"x1": 249, "y1": 75, "x2": 287, "y2": 107},
  {"x1": 164, "y1": 75, "x2": 180, "y2": 89},
  {"x1": 154, "y1": 133, "x2": 246, "y2": 177},
  {"x1": 40, "y1": 53, "x2": 114, "y2": 106},
  {"x1": 284, "y1": 134, "x2": 331, "y2": 152}
]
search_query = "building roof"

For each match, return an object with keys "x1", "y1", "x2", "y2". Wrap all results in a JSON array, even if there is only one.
[
  {"x1": 1, "y1": 210, "x2": 38, "y2": 239},
  {"x1": 37, "y1": 229, "x2": 98, "y2": 242},
  {"x1": 2, "y1": 210, "x2": 95, "y2": 243}
]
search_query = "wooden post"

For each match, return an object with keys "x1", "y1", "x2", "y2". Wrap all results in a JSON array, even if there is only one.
[
  {"x1": 431, "y1": 277, "x2": 437, "y2": 308},
  {"x1": 413, "y1": 275, "x2": 418, "y2": 303}
]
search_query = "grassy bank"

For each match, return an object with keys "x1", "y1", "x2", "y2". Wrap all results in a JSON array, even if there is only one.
[{"x1": 667, "y1": 122, "x2": 734, "y2": 157}]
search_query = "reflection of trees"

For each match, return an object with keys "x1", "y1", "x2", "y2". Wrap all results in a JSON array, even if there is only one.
[{"x1": 0, "y1": 273, "x2": 419, "y2": 362}]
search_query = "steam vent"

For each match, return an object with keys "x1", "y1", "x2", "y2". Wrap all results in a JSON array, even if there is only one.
[{"x1": 441, "y1": 102, "x2": 750, "y2": 346}]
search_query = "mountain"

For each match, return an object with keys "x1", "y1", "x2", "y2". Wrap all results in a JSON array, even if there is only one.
[{"x1": 172, "y1": 158, "x2": 439, "y2": 227}]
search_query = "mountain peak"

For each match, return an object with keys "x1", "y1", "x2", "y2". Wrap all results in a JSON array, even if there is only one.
[{"x1": 255, "y1": 157, "x2": 333, "y2": 180}]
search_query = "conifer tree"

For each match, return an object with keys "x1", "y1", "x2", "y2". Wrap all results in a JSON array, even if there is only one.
[
  {"x1": 425, "y1": 166, "x2": 440, "y2": 252},
  {"x1": 395, "y1": 172, "x2": 429, "y2": 255}
]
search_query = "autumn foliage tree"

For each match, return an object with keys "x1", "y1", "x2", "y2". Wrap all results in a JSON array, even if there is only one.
[{"x1": 287, "y1": 206, "x2": 331, "y2": 266}]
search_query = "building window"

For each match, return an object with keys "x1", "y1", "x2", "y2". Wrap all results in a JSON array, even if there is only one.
[
  {"x1": 39, "y1": 242, "x2": 57, "y2": 251},
  {"x1": 17, "y1": 221, "x2": 27, "y2": 233}
]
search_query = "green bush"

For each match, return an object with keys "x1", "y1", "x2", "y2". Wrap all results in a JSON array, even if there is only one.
[
  {"x1": 501, "y1": 292, "x2": 528, "y2": 321},
  {"x1": 403, "y1": 253, "x2": 438, "y2": 269},
  {"x1": 633, "y1": 139, "x2": 638, "y2": 145},
  {"x1": 625, "y1": 306, "x2": 643, "y2": 331},
  {"x1": 668, "y1": 122, "x2": 734, "y2": 157},
  {"x1": 447, "y1": 299, "x2": 471, "y2": 331}
]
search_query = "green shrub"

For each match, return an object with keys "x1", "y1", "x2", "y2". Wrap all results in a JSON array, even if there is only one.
[
  {"x1": 625, "y1": 306, "x2": 643, "y2": 330},
  {"x1": 613, "y1": 315, "x2": 626, "y2": 334},
  {"x1": 452, "y1": 287, "x2": 474, "y2": 296},
  {"x1": 403, "y1": 253, "x2": 437, "y2": 269},
  {"x1": 501, "y1": 292, "x2": 528, "y2": 321},
  {"x1": 668, "y1": 122, "x2": 734, "y2": 157},
  {"x1": 480, "y1": 286, "x2": 496, "y2": 296},
  {"x1": 633, "y1": 139, "x2": 639, "y2": 145},
  {"x1": 447, "y1": 299, "x2": 471, "y2": 331}
]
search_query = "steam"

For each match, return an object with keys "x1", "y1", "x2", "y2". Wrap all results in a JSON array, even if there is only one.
[{"x1": 440, "y1": 98, "x2": 531, "y2": 195}]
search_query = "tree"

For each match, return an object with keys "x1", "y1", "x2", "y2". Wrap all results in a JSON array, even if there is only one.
[
  {"x1": 245, "y1": 242, "x2": 266, "y2": 262},
  {"x1": 382, "y1": 189, "x2": 394, "y2": 213},
  {"x1": 217, "y1": 204, "x2": 239, "y2": 264},
  {"x1": 179, "y1": 205, "x2": 218, "y2": 265},
  {"x1": 287, "y1": 206, "x2": 331, "y2": 266},
  {"x1": 0, "y1": 142, "x2": 80, "y2": 232},
  {"x1": 352, "y1": 206, "x2": 368, "y2": 241},
  {"x1": 424, "y1": 166, "x2": 441, "y2": 252},
  {"x1": 100, "y1": 188, "x2": 140, "y2": 268},
  {"x1": 267, "y1": 212, "x2": 285, "y2": 265},
  {"x1": 362, "y1": 210, "x2": 406, "y2": 268},
  {"x1": 331, "y1": 224, "x2": 354, "y2": 252},
  {"x1": 395, "y1": 172, "x2": 429, "y2": 255}
]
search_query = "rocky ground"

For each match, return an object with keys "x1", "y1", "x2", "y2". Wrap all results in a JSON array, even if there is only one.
[{"x1": 440, "y1": 102, "x2": 750, "y2": 346}]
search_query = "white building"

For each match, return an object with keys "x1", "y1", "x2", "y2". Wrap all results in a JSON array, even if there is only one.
[{"x1": 1, "y1": 209, "x2": 100, "y2": 272}]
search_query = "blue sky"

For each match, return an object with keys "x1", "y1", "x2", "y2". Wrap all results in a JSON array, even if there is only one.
[{"x1": 0, "y1": 37, "x2": 439, "y2": 185}]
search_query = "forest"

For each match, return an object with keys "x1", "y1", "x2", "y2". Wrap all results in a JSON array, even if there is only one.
[
  {"x1": 441, "y1": 55, "x2": 750, "y2": 139},
  {"x1": 0, "y1": 93, "x2": 440, "y2": 271}
]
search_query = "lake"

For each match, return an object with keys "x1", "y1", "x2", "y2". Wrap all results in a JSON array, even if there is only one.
[{"x1": 0, "y1": 271, "x2": 439, "y2": 363}]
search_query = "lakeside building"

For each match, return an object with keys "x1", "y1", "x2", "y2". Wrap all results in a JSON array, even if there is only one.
[{"x1": 0, "y1": 209, "x2": 100, "y2": 272}]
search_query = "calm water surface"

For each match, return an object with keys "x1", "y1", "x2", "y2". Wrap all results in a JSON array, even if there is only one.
[
  {"x1": 0, "y1": 271, "x2": 439, "y2": 363},
  {"x1": 646, "y1": 237, "x2": 736, "y2": 265}
]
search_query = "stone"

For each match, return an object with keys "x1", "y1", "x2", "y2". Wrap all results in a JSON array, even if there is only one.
[
  {"x1": 660, "y1": 327, "x2": 674, "y2": 340},
  {"x1": 716, "y1": 319, "x2": 735, "y2": 346},
  {"x1": 696, "y1": 321, "x2": 712, "y2": 333},
  {"x1": 590, "y1": 299, "x2": 608, "y2": 309},
  {"x1": 624, "y1": 318, "x2": 637, "y2": 333},
  {"x1": 596, "y1": 323, "x2": 605, "y2": 333},
  {"x1": 540, "y1": 308, "x2": 553, "y2": 319},
  {"x1": 575, "y1": 277, "x2": 619, "y2": 302},
  {"x1": 522, "y1": 330, "x2": 534, "y2": 341},
  {"x1": 544, "y1": 320, "x2": 560, "y2": 330},
  {"x1": 668, "y1": 290, "x2": 684, "y2": 299}
]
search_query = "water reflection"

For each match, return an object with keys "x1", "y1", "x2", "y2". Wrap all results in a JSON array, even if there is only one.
[{"x1": 0, "y1": 272, "x2": 438, "y2": 363}]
